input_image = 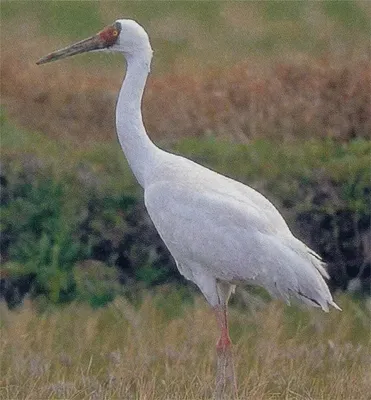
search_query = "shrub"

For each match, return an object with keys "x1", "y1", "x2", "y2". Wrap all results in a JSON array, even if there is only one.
[
  {"x1": 1, "y1": 133, "x2": 370, "y2": 307},
  {"x1": 1, "y1": 166, "x2": 83, "y2": 305},
  {"x1": 0, "y1": 155, "x2": 135, "y2": 307}
]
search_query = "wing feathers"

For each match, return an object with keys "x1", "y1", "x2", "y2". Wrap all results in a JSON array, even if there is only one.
[{"x1": 145, "y1": 163, "x2": 340, "y2": 312}]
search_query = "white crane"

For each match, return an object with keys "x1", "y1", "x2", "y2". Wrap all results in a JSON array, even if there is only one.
[{"x1": 37, "y1": 19, "x2": 341, "y2": 398}]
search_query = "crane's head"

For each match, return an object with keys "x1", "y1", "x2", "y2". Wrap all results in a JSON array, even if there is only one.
[{"x1": 36, "y1": 19, "x2": 152, "y2": 65}]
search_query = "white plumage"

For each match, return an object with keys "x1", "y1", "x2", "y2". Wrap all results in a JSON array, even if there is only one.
[
  {"x1": 37, "y1": 18, "x2": 340, "y2": 397},
  {"x1": 144, "y1": 153, "x2": 337, "y2": 311}
]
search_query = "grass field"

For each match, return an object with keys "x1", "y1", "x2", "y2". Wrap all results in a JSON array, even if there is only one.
[{"x1": 1, "y1": 292, "x2": 370, "y2": 400}]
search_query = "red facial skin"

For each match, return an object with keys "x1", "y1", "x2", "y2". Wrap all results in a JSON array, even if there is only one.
[{"x1": 99, "y1": 26, "x2": 119, "y2": 47}]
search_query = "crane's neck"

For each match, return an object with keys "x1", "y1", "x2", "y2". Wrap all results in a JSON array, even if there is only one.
[{"x1": 116, "y1": 48, "x2": 159, "y2": 188}]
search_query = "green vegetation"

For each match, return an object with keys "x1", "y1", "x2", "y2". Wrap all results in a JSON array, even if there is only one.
[{"x1": 1, "y1": 112, "x2": 370, "y2": 307}]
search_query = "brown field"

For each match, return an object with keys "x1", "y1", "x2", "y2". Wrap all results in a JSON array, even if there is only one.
[
  {"x1": 1, "y1": 39, "x2": 370, "y2": 145},
  {"x1": 1, "y1": 293, "x2": 370, "y2": 400},
  {"x1": 1, "y1": 7, "x2": 370, "y2": 145}
]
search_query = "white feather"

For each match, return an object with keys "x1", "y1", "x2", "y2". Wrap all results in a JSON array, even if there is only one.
[{"x1": 100, "y1": 19, "x2": 340, "y2": 312}]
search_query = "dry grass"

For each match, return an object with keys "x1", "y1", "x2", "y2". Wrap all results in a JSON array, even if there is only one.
[
  {"x1": 1, "y1": 2, "x2": 370, "y2": 145},
  {"x1": 1, "y1": 292, "x2": 370, "y2": 400},
  {"x1": 1, "y1": 30, "x2": 370, "y2": 146}
]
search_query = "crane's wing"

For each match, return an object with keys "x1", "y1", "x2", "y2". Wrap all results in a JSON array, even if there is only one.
[
  {"x1": 144, "y1": 157, "x2": 338, "y2": 311},
  {"x1": 150, "y1": 154, "x2": 293, "y2": 235}
]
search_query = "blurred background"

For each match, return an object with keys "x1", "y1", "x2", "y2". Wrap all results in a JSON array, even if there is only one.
[{"x1": 1, "y1": 1, "x2": 370, "y2": 399}]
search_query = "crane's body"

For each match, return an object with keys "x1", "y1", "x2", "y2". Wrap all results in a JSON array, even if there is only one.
[
  {"x1": 145, "y1": 154, "x2": 334, "y2": 310},
  {"x1": 37, "y1": 19, "x2": 340, "y2": 398}
]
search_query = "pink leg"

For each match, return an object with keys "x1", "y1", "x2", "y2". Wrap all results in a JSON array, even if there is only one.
[{"x1": 214, "y1": 305, "x2": 237, "y2": 399}]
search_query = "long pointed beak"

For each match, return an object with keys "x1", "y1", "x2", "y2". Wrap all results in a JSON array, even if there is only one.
[{"x1": 36, "y1": 34, "x2": 106, "y2": 65}]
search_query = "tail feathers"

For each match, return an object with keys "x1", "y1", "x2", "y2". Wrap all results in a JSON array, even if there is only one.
[
  {"x1": 295, "y1": 292, "x2": 342, "y2": 312},
  {"x1": 329, "y1": 300, "x2": 342, "y2": 311},
  {"x1": 288, "y1": 238, "x2": 331, "y2": 280},
  {"x1": 306, "y1": 246, "x2": 330, "y2": 279},
  {"x1": 302, "y1": 246, "x2": 342, "y2": 311},
  {"x1": 267, "y1": 282, "x2": 341, "y2": 312},
  {"x1": 297, "y1": 290, "x2": 328, "y2": 311},
  {"x1": 264, "y1": 236, "x2": 341, "y2": 312}
]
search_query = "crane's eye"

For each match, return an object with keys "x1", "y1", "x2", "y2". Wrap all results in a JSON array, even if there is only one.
[{"x1": 113, "y1": 30, "x2": 119, "y2": 37}]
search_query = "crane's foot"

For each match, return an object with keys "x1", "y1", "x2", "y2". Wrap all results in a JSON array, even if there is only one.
[{"x1": 214, "y1": 340, "x2": 237, "y2": 400}]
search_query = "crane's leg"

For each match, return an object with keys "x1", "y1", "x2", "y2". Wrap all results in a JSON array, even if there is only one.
[
  {"x1": 190, "y1": 274, "x2": 237, "y2": 398},
  {"x1": 214, "y1": 284, "x2": 237, "y2": 399}
]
